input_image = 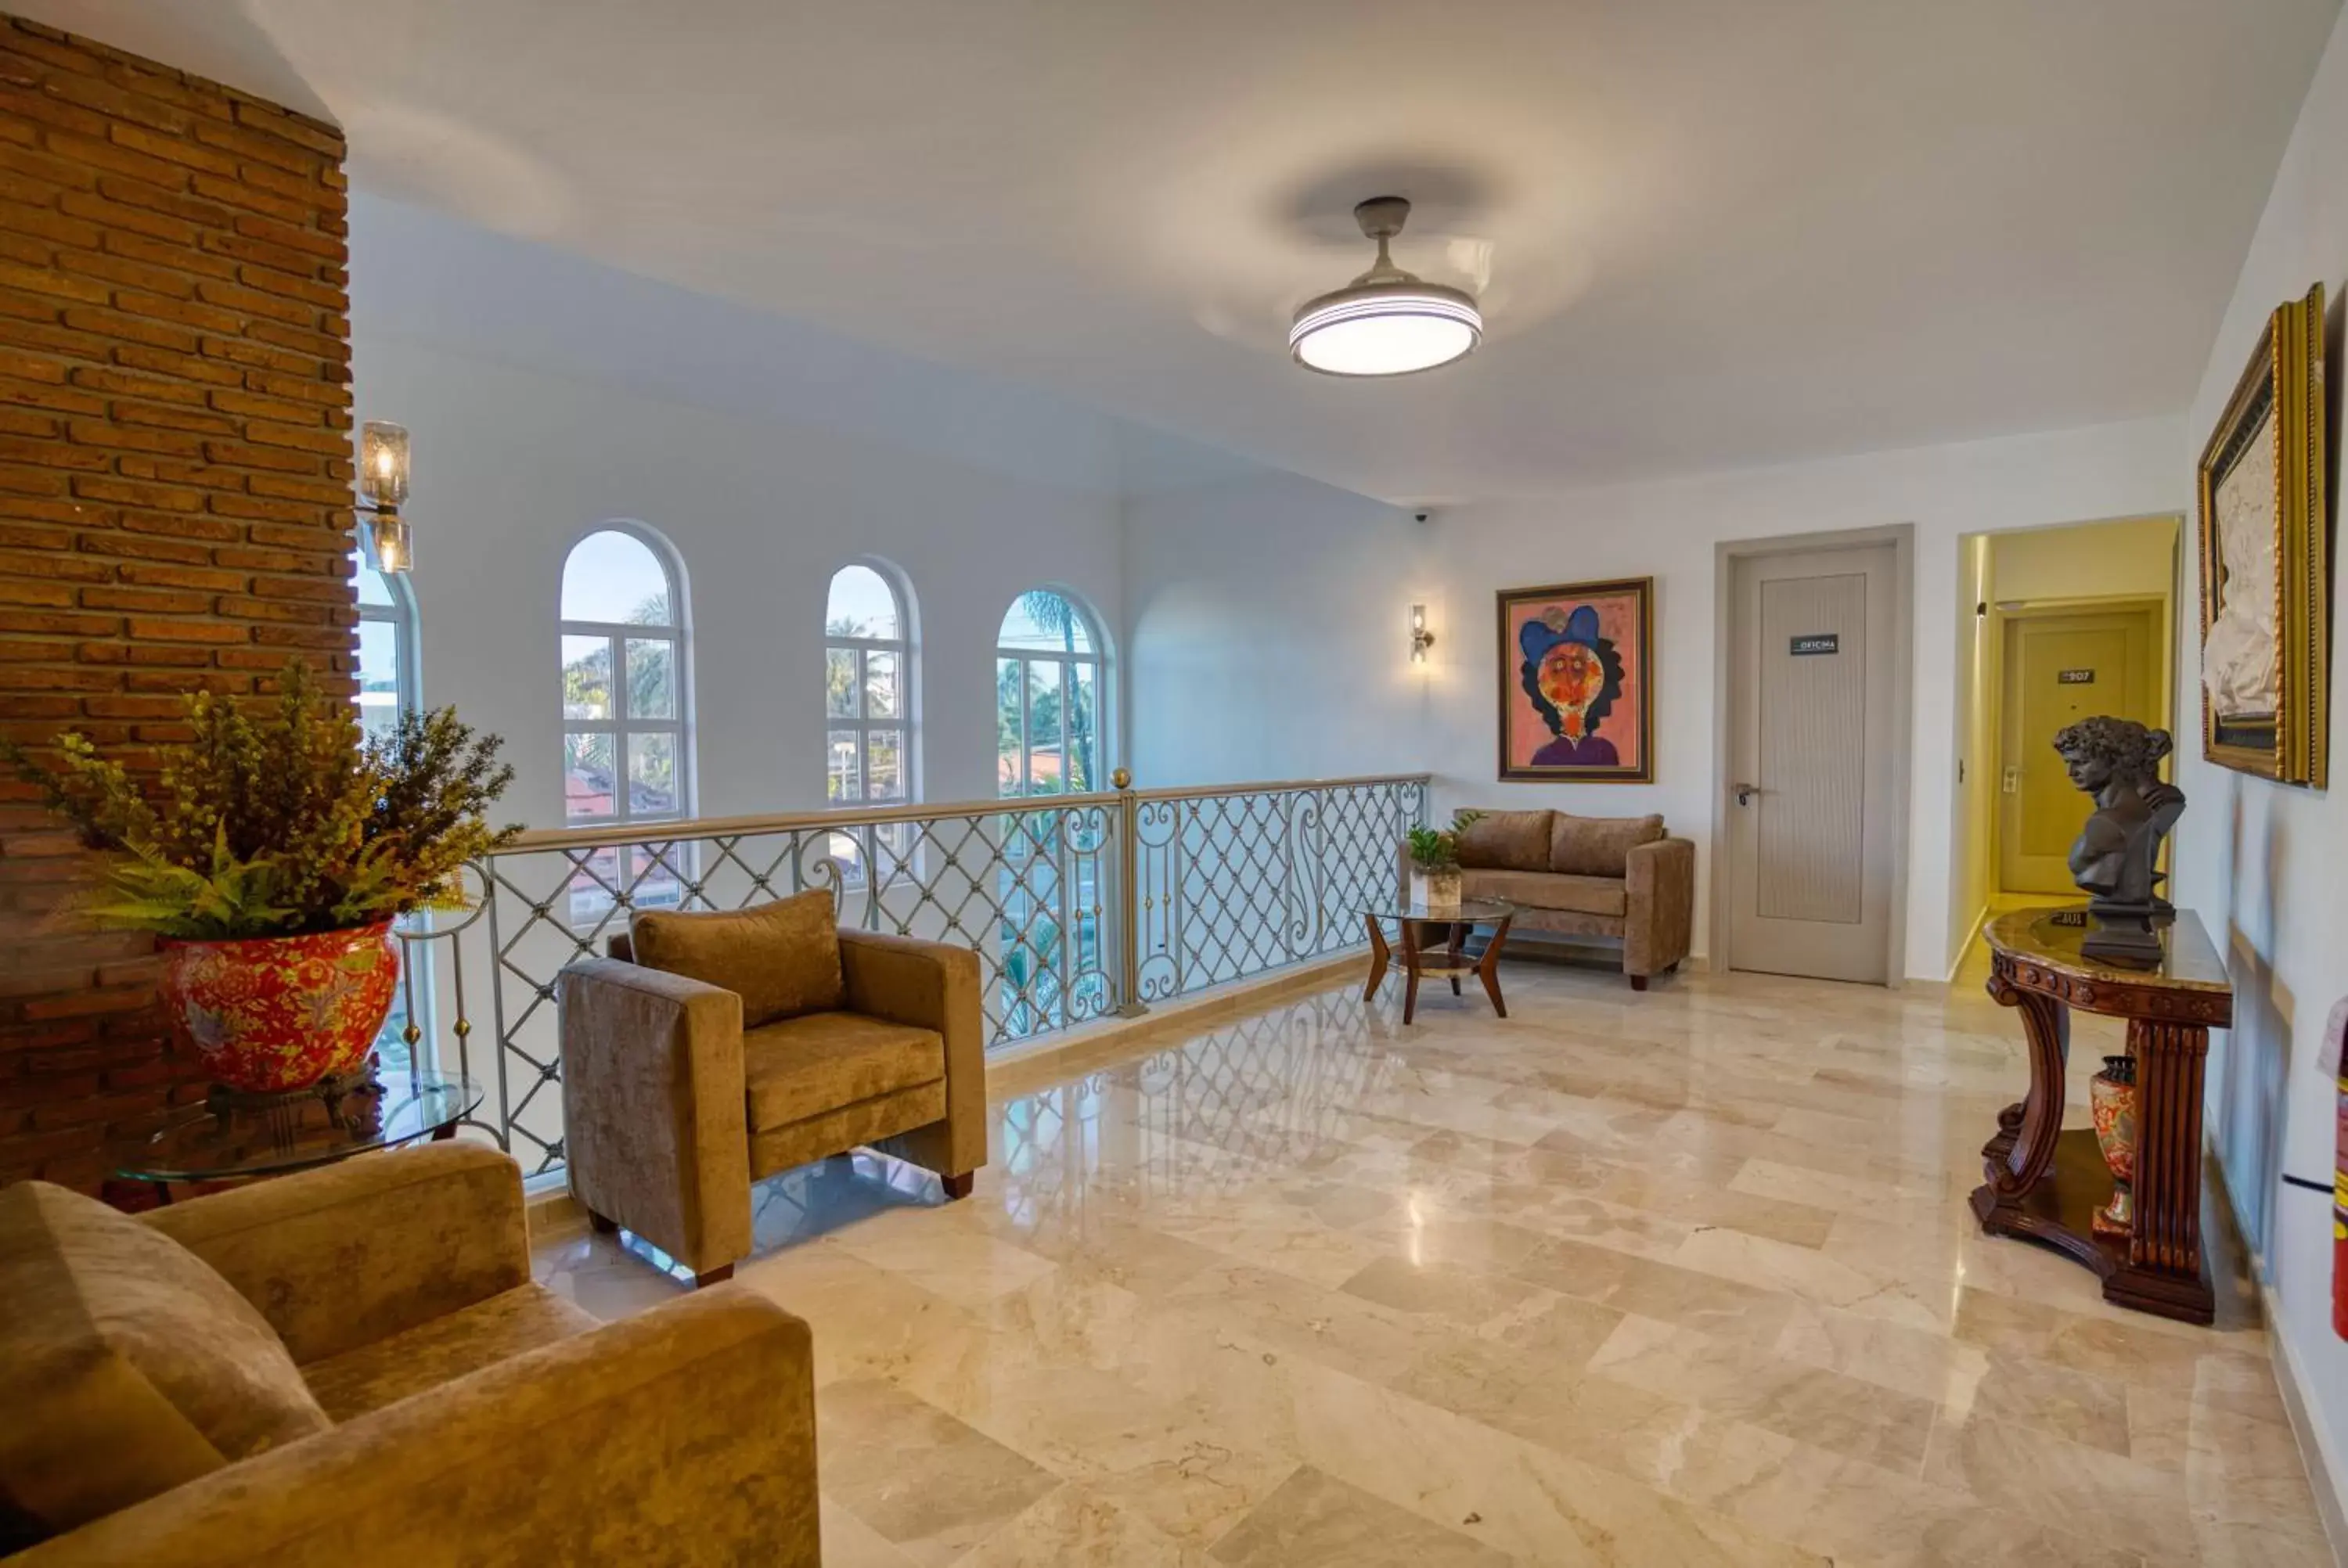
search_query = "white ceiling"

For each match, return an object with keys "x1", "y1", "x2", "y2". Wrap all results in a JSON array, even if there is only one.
[{"x1": 25, "y1": 0, "x2": 2341, "y2": 500}]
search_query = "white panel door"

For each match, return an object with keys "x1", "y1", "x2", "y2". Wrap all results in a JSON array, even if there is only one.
[{"x1": 1727, "y1": 543, "x2": 1899, "y2": 984}]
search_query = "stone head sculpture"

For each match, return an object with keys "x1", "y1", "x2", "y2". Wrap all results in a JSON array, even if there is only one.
[{"x1": 2051, "y1": 716, "x2": 2183, "y2": 919}]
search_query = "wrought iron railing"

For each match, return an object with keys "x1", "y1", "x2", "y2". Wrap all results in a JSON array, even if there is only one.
[{"x1": 389, "y1": 772, "x2": 1427, "y2": 1174}]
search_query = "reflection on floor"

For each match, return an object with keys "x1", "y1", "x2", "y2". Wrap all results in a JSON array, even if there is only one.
[{"x1": 534, "y1": 955, "x2": 2332, "y2": 1566}]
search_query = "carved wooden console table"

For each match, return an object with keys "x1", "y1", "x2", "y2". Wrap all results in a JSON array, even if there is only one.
[{"x1": 1972, "y1": 907, "x2": 2232, "y2": 1325}]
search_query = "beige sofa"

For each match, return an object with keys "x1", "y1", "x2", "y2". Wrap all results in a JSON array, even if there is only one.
[
  {"x1": 558, "y1": 891, "x2": 986, "y2": 1287},
  {"x1": 1425, "y1": 809, "x2": 1694, "y2": 989},
  {"x1": 2, "y1": 1144, "x2": 819, "y2": 1566}
]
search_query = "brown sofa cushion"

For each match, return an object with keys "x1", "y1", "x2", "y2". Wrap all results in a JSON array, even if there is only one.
[
  {"x1": 1460, "y1": 869, "x2": 1628, "y2": 918},
  {"x1": 742, "y1": 1012, "x2": 945, "y2": 1129},
  {"x1": 0, "y1": 1181, "x2": 330, "y2": 1536},
  {"x1": 1453, "y1": 810, "x2": 1554, "y2": 872},
  {"x1": 1549, "y1": 813, "x2": 1666, "y2": 876},
  {"x1": 630, "y1": 889, "x2": 844, "y2": 1028}
]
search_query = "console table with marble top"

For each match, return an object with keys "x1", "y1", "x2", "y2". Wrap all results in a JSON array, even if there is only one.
[{"x1": 1971, "y1": 906, "x2": 2233, "y2": 1325}]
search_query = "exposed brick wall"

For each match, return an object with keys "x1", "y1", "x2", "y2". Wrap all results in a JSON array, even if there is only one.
[{"x1": 0, "y1": 15, "x2": 352, "y2": 1192}]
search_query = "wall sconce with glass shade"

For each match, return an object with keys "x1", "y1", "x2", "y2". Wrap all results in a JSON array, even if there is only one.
[
  {"x1": 356, "y1": 420, "x2": 412, "y2": 573},
  {"x1": 1290, "y1": 198, "x2": 1482, "y2": 377},
  {"x1": 1410, "y1": 603, "x2": 1436, "y2": 664}
]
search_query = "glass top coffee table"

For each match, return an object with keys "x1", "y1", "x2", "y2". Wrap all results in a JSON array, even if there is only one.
[
  {"x1": 1361, "y1": 899, "x2": 1517, "y2": 1025},
  {"x1": 115, "y1": 1070, "x2": 484, "y2": 1202}
]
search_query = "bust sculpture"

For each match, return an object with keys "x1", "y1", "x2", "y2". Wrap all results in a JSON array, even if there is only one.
[{"x1": 2053, "y1": 717, "x2": 2184, "y2": 933}]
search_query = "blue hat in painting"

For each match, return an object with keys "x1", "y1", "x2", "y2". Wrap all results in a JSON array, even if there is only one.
[{"x1": 1518, "y1": 603, "x2": 1603, "y2": 667}]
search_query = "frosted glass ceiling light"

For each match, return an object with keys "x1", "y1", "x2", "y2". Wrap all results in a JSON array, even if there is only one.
[{"x1": 1290, "y1": 197, "x2": 1481, "y2": 377}]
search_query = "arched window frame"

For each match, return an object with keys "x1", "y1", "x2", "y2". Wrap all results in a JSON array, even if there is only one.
[
  {"x1": 823, "y1": 559, "x2": 919, "y2": 809},
  {"x1": 353, "y1": 536, "x2": 427, "y2": 1067},
  {"x1": 559, "y1": 522, "x2": 693, "y2": 828},
  {"x1": 353, "y1": 538, "x2": 420, "y2": 739},
  {"x1": 996, "y1": 587, "x2": 1107, "y2": 798}
]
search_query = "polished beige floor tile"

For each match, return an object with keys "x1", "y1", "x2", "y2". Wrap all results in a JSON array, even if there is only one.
[
  {"x1": 1207, "y1": 1466, "x2": 1510, "y2": 1566},
  {"x1": 533, "y1": 957, "x2": 2330, "y2": 1565},
  {"x1": 816, "y1": 1376, "x2": 1062, "y2": 1566},
  {"x1": 958, "y1": 1482, "x2": 1212, "y2": 1568},
  {"x1": 1511, "y1": 1233, "x2": 1802, "y2": 1344},
  {"x1": 1590, "y1": 1314, "x2": 1942, "y2": 1472},
  {"x1": 1338, "y1": 1252, "x2": 1554, "y2": 1330}
]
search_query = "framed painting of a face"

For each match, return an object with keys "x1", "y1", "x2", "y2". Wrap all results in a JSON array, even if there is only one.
[
  {"x1": 2197, "y1": 282, "x2": 2328, "y2": 787},
  {"x1": 1497, "y1": 577, "x2": 1654, "y2": 782}
]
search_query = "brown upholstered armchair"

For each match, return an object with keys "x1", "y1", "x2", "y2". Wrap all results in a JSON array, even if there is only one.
[
  {"x1": 4, "y1": 1144, "x2": 819, "y2": 1566},
  {"x1": 556, "y1": 894, "x2": 987, "y2": 1287}
]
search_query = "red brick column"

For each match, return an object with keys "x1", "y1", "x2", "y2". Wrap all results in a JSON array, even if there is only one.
[{"x1": 0, "y1": 15, "x2": 352, "y2": 1191}]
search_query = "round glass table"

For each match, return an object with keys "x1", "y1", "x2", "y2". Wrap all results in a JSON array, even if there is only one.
[
  {"x1": 116, "y1": 1070, "x2": 484, "y2": 1202},
  {"x1": 1361, "y1": 899, "x2": 1517, "y2": 1024}
]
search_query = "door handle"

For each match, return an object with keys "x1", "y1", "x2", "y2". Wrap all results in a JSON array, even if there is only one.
[{"x1": 1733, "y1": 782, "x2": 1761, "y2": 806}]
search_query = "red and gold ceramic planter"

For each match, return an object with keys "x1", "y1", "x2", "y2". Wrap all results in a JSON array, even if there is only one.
[
  {"x1": 2089, "y1": 1054, "x2": 2139, "y2": 1239},
  {"x1": 158, "y1": 922, "x2": 400, "y2": 1092}
]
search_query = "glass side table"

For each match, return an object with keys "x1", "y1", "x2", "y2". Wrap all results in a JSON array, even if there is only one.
[
  {"x1": 115, "y1": 1069, "x2": 484, "y2": 1204},
  {"x1": 1360, "y1": 899, "x2": 1517, "y2": 1025}
]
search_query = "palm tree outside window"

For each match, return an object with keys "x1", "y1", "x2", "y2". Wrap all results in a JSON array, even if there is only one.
[
  {"x1": 824, "y1": 561, "x2": 918, "y2": 885},
  {"x1": 993, "y1": 589, "x2": 1107, "y2": 1038},
  {"x1": 559, "y1": 525, "x2": 693, "y2": 924},
  {"x1": 996, "y1": 589, "x2": 1101, "y2": 798}
]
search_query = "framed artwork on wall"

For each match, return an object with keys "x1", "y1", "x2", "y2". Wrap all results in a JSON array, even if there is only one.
[
  {"x1": 2196, "y1": 282, "x2": 2329, "y2": 787},
  {"x1": 1497, "y1": 576, "x2": 1654, "y2": 782}
]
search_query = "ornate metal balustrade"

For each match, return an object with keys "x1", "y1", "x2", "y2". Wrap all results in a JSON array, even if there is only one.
[{"x1": 389, "y1": 772, "x2": 1426, "y2": 1175}]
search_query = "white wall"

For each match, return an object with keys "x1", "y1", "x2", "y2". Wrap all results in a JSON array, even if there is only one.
[
  {"x1": 1124, "y1": 418, "x2": 2184, "y2": 978},
  {"x1": 1125, "y1": 463, "x2": 1441, "y2": 788},
  {"x1": 350, "y1": 198, "x2": 1134, "y2": 826},
  {"x1": 1419, "y1": 420, "x2": 2184, "y2": 977},
  {"x1": 2173, "y1": 2, "x2": 2348, "y2": 1524}
]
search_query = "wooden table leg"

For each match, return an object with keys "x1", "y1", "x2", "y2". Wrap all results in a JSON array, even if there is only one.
[
  {"x1": 1477, "y1": 915, "x2": 1511, "y2": 1019},
  {"x1": 1446, "y1": 922, "x2": 1464, "y2": 994},
  {"x1": 1363, "y1": 915, "x2": 1391, "y2": 1002},
  {"x1": 2107, "y1": 1020, "x2": 2214, "y2": 1322},
  {"x1": 1973, "y1": 969, "x2": 2070, "y2": 1213},
  {"x1": 1400, "y1": 919, "x2": 1421, "y2": 1025}
]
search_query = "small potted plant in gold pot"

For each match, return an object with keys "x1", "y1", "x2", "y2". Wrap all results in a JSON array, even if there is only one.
[{"x1": 8, "y1": 660, "x2": 519, "y2": 1094}]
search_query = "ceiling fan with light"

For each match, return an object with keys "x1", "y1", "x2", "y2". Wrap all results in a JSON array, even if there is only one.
[{"x1": 1288, "y1": 196, "x2": 1482, "y2": 377}]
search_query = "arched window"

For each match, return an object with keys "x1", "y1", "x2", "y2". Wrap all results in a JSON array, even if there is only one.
[
  {"x1": 354, "y1": 541, "x2": 428, "y2": 1069},
  {"x1": 560, "y1": 526, "x2": 690, "y2": 825},
  {"x1": 824, "y1": 562, "x2": 914, "y2": 809},
  {"x1": 353, "y1": 544, "x2": 418, "y2": 745},
  {"x1": 997, "y1": 589, "x2": 1103, "y2": 797}
]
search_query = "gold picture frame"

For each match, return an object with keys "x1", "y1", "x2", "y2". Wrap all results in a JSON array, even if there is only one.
[{"x1": 2195, "y1": 282, "x2": 2329, "y2": 786}]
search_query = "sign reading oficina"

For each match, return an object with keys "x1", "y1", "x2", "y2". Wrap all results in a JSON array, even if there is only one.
[{"x1": 1789, "y1": 633, "x2": 1839, "y2": 656}]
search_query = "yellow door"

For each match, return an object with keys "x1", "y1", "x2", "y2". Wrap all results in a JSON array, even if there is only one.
[{"x1": 1997, "y1": 608, "x2": 2160, "y2": 895}]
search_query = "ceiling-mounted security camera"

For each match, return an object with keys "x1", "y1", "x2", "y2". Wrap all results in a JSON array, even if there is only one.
[{"x1": 1413, "y1": 509, "x2": 1435, "y2": 524}]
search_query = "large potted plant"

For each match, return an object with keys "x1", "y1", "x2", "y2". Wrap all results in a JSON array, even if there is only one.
[
  {"x1": 1403, "y1": 810, "x2": 1485, "y2": 909},
  {"x1": 7, "y1": 660, "x2": 519, "y2": 1093}
]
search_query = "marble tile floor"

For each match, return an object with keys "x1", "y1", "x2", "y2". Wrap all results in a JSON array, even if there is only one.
[{"x1": 533, "y1": 954, "x2": 2336, "y2": 1567}]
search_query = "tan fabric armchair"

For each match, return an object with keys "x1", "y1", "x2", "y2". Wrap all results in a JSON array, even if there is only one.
[
  {"x1": 559, "y1": 925, "x2": 987, "y2": 1286},
  {"x1": 9, "y1": 1143, "x2": 820, "y2": 1566}
]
